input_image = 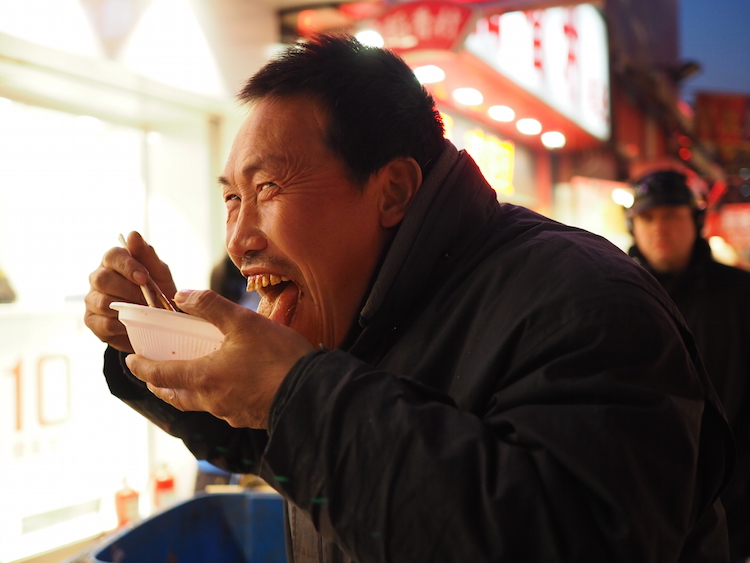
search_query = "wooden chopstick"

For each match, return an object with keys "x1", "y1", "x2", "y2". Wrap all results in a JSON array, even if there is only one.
[{"x1": 118, "y1": 234, "x2": 178, "y2": 312}]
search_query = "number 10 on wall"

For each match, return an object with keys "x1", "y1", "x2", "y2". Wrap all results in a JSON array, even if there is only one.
[{"x1": 5, "y1": 355, "x2": 72, "y2": 432}]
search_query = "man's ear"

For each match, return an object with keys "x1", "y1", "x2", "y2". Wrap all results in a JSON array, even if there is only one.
[{"x1": 378, "y1": 157, "x2": 422, "y2": 228}]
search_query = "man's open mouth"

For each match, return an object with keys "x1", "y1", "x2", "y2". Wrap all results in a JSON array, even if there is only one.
[
  {"x1": 246, "y1": 274, "x2": 299, "y2": 326},
  {"x1": 246, "y1": 274, "x2": 290, "y2": 293}
]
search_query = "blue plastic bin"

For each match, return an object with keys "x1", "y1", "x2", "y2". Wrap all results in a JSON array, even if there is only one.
[{"x1": 90, "y1": 490, "x2": 286, "y2": 563}]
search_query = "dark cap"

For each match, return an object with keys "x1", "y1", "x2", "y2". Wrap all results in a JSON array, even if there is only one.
[{"x1": 628, "y1": 170, "x2": 697, "y2": 217}]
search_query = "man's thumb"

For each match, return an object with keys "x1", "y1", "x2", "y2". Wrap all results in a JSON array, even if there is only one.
[{"x1": 174, "y1": 289, "x2": 235, "y2": 332}]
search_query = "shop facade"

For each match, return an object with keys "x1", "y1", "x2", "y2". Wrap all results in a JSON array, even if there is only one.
[
  {"x1": 282, "y1": 0, "x2": 723, "y2": 251},
  {"x1": 282, "y1": 0, "x2": 679, "y2": 249},
  {"x1": 694, "y1": 92, "x2": 750, "y2": 266},
  {"x1": 0, "y1": 1, "x2": 276, "y2": 560},
  {"x1": 371, "y1": 0, "x2": 612, "y2": 219}
]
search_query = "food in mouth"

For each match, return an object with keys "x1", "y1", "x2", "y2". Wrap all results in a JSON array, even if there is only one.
[{"x1": 246, "y1": 273, "x2": 298, "y2": 326}]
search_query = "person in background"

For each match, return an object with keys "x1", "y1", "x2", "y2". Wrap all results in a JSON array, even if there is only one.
[
  {"x1": 628, "y1": 169, "x2": 750, "y2": 562},
  {"x1": 85, "y1": 35, "x2": 733, "y2": 562}
]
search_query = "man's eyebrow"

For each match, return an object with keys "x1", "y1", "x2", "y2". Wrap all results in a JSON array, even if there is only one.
[
  {"x1": 218, "y1": 154, "x2": 287, "y2": 186},
  {"x1": 217, "y1": 156, "x2": 285, "y2": 187}
]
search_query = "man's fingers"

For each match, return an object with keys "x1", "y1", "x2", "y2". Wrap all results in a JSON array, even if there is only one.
[
  {"x1": 129, "y1": 355, "x2": 206, "y2": 413},
  {"x1": 83, "y1": 289, "x2": 134, "y2": 353},
  {"x1": 174, "y1": 289, "x2": 245, "y2": 334},
  {"x1": 83, "y1": 312, "x2": 132, "y2": 352},
  {"x1": 101, "y1": 246, "x2": 150, "y2": 288},
  {"x1": 125, "y1": 354, "x2": 199, "y2": 394},
  {"x1": 125, "y1": 231, "x2": 176, "y2": 294},
  {"x1": 84, "y1": 285, "x2": 134, "y2": 352},
  {"x1": 84, "y1": 308, "x2": 125, "y2": 338},
  {"x1": 84, "y1": 237, "x2": 177, "y2": 355},
  {"x1": 107, "y1": 335, "x2": 134, "y2": 354}
]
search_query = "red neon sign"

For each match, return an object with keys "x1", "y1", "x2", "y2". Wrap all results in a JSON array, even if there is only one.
[{"x1": 377, "y1": 1, "x2": 475, "y2": 53}]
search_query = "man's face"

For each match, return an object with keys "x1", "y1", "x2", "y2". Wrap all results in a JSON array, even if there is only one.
[
  {"x1": 220, "y1": 96, "x2": 390, "y2": 348},
  {"x1": 632, "y1": 205, "x2": 697, "y2": 273}
]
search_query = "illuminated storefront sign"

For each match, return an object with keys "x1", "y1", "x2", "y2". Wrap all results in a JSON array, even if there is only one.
[
  {"x1": 464, "y1": 4, "x2": 610, "y2": 140},
  {"x1": 443, "y1": 111, "x2": 515, "y2": 197},
  {"x1": 695, "y1": 92, "x2": 750, "y2": 172},
  {"x1": 377, "y1": 1, "x2": 474, "y2": 51},
  {"x1": 718, "y1": 203, "x2": 750, "y2": 251},
  {"x1": 464, "y1": 129, "x2": 515, "y2": 196}
]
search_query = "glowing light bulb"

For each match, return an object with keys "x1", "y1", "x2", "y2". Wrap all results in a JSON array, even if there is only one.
[
  {"x1": 413, "y1": 65, "x2": 445, "y2": 84},
  {"x1": 612, "y1": 188, "x2": 634, "y2": 208},
  {"x1": 488, "y1": 105, "x2": 515, "y2": 122},
  {"x1": 356, "y1": 30, "x2": 384, "y2": 48},
  {"x1": 516, "y1": 118, "x2": 542, "y2": 135},
  {"x1": 541, "y1": 131, "x2": 566, "y2": 149},
  {"x1": 453, "y1": 88, "x2": 483, "y2": 106}
]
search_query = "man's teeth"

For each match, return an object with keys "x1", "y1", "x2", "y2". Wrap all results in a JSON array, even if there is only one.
[{"x1": 246, "y1": 274, "x2": 290, "y2": 293}]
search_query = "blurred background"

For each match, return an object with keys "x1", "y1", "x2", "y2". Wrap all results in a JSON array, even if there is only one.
[{"x1": 0, "y1": 0, "x2": 748, "y2": 560}]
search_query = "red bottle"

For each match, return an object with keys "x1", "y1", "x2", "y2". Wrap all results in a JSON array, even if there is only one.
[
  {"x1": 115, "y1": 479, "x2": 139, "y2": 528},
  {"x1": 153, "y1": 465, "x2": 177, "y2": 509}
]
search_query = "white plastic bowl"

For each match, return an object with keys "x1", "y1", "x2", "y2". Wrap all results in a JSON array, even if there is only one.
[{"x1": 110, "y1": 302, "x2": 224, "y2": 361}]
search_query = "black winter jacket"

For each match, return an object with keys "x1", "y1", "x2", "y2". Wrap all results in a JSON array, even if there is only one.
[
  {"x1": 630, "y1": 238, "x2": 750, "y2": 561},
  {"x1": 104, "y1": 144, "x2": 733, "y2": 562}
]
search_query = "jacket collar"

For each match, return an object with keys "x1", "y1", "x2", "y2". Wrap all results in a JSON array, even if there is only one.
[
  {"x1": 344, "y1": 141, "x2": 500, "y2": 355},
  {"x1": 358, "y1": 141, "x2": 460, "y2": 325}
]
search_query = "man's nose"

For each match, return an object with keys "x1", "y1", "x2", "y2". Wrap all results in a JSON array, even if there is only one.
[{"x1": 227, "y1": 206, "x2": 267, "y2": 257}]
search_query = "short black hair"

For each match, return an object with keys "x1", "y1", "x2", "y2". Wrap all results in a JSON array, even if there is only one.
[{"x1": 238, "y1": 34, "x2": 445, "y2": 186}]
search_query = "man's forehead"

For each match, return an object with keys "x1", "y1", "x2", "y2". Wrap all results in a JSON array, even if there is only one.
[
  {"x1": 232, "y1": 98, "x2": 328, "y2": 158},
  {"x1": 245, "y1": 95, "x2": 328, "y2": 128},
  {"x1": 217, "y1": 95, "x2": 340, "y2": 187}
]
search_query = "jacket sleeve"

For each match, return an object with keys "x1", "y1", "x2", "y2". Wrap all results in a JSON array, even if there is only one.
[
  {"x1": 103, "y1": 346, "x2": 270, "y2": 477},
  {"x1": 261, "y1": 297, "x2": 732, "y2": 562}
]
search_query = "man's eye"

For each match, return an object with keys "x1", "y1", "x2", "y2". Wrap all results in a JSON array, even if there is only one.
[
  {"x1": 257, "y1": 182, "x2": 280, "y2": 200},
  {"x1": 224, "y1": 194, "x2": 240, "y2": 203}
]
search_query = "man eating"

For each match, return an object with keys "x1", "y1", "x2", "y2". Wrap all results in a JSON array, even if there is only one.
[{"x1": 85, "y1": 35, "x2": 733, "y2": 562}]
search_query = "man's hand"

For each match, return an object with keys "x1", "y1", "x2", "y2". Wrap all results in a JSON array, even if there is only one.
[
  {"x1": 84, "y1": 231, "x2": 177, "y2": 353},
  {"x1": 124, "y1": 289, "x2": 315, "y2": 429}
]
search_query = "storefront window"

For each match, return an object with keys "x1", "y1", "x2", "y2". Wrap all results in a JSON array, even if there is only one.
[
  {"x1": 0, "y1": 97, "x2": 214, "y2": 561},
  {"x1": 0, "y1": 99, "x2": 146, "y2": 304},
  {"x1": 0, "y1": 1, "x2": 238, "y2": 557}
]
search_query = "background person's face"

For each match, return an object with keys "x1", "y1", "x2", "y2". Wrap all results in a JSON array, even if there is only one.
[
  {"x1": 221, "y1": 96, "x2": 390, "y2": 348},
  {"x1": 632, "y1": 205, "x2": 697, "y2": 273}
]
